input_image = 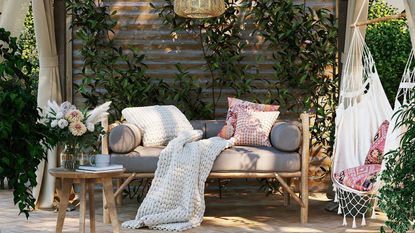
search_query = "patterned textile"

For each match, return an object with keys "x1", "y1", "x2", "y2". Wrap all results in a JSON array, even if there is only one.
[
  {"x1": 122, "y1": 130, "x2": 234, "y2": 231},
  {"x1": 122, "y1": 105, "x2": 193, "y2": 146},
  {"x1": 218, "y1": 97, "x2": 279, "y2": 139},
  {"x1": 233, "y1": 110, "x2": 279, "y2": 147},
  {"x1": 365, "y1": 120, "x2": 389, "y2": 164},
  {"x1": 334, "y1": 164, "x2": 381, "y2": 192}
]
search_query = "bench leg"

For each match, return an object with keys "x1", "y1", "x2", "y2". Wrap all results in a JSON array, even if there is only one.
[
  {"x1": 300, "y1": 176, "x2": 309, "y2": 224},
  {"x1": 283, "y1": 178, "x2": 291, "y2": 207}
]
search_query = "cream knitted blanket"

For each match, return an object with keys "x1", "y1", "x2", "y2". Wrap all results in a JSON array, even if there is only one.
[{"x1": 122, "y1": 130, "x2": 234, "y2": 231}]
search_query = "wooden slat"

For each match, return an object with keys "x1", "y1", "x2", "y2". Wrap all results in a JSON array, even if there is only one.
[{"x1": 72, "y1": 0, "x2": 335, "y2": 114}]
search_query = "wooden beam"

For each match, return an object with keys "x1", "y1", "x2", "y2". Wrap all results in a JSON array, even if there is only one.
[{"x1": 351, "y1": 12, "x2": 406, "y2": 28}]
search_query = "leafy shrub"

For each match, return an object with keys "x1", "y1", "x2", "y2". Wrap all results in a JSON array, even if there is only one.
[
  {"x1": 379, "y1": 94, "x2": 415, "y2": 233},
  {"x1": 366, "y1": 0, "x2": 412, "y2": 103},
  {"x1": 0, "y1": 28, "x2": 56, "y2": 218}
]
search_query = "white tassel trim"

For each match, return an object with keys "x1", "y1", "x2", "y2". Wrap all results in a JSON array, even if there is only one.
[
  {"x1": 342, "y1": 215, "x2": 347, "y2": 226},
  {"x1": 361, "y1": 215, "x2": 366, "y2": 226},
  {"x1": 337, "y1": 204, "x2": 342, "y2": 215},
  {"x1": 371, "y1": 205, "x2": 376, "y2": 219},
  {"x1": 334, "y1": 192, "x2": 339, "y2": 202},
  {"x1": 352, "y1": 216, "x2": 357, "y2": 228}
]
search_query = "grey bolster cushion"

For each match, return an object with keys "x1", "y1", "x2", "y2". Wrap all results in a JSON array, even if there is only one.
[
  {"x1": 270, "y1": 122, "x2": 301, "y2": 152},
  {"x1": 109, "y1": 123, "x2": 142, "y2": 153}
]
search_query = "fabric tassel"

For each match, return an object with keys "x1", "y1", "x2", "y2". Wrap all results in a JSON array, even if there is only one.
[
  {"x1": 342, "y1": 215, "x2": 347, "y2": 226},
  {"x1": 371, "y1": 207, "x2": 376, "y2": 219},
  {"x1": 337, "y1": 204, "x2": 342, "y2": 215},
  {"x1": 352, "y1": 216, "x2": 357, "y2": 228},
  {"x1": 361, "y1": 215, "x2": 366, "y2": 226},
  {"x1": 334, "y1": 192, "x2": 339, "y2": 202}
]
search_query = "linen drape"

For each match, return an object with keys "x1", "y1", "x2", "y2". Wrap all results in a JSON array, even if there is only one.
[
  {"x1": 0, "y1": 0, "x2": 30, "y2": 37},
  {"x1": 342, "y1": 0, "x2": 368, "y2": 64},
  {"x1": 32, "y1": 0, "x2": 62, "y2": 209}
]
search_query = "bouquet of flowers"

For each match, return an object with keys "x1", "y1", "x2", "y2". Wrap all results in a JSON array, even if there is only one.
[{"x1": 43, "y1": 101, "x2": 111, "y2": 170}]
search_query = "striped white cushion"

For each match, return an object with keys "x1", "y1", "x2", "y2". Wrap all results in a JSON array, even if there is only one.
[{"x1": 122, "y1": 105, "x2": 193, "y2": 146}]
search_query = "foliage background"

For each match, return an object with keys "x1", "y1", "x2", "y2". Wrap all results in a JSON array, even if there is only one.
[
  {"x1": 0, "y1": 28, "x2": 56, "y2": 218},
  {"x1": 366, "y1": 0, "x2": 412, "y2": 104}
]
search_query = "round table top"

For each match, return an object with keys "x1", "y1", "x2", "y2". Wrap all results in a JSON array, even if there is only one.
[{"x1": 49, "y1": 167, "x2": 125, "y2": 179}]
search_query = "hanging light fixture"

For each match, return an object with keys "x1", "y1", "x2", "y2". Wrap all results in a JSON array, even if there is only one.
[{"x1": 174, "y1": 0, "x2": 226, "y2": 19}]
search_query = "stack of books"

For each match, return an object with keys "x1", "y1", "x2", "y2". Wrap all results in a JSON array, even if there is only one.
[{"x1": 76, "y1": 164, "x2": 124, "y2": 173}]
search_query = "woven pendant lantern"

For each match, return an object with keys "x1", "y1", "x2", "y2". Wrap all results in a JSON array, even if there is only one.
[{"x1": 174, "y1": 0, "x2": 225, "y2": 18}]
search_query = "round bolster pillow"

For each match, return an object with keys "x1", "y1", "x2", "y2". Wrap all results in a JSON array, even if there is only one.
[
  {"x1": 109, "y1": 123, "x2": 142, "y2": 153},
  {"x1": 270, "y1": 122, "x2": 301, "y2": 152}
]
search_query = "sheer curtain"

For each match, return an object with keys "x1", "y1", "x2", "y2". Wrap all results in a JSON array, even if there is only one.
[
  {"x1": 404, "y1": 0, "x2": 415, "y2": 48},
  {"x1": 32, "y1": 0, "x2": 62, "y2": 209}
]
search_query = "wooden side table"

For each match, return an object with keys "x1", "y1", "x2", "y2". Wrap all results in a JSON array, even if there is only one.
[{"x1": 49, "y1": 168, "x2": 125, "y2": 233}]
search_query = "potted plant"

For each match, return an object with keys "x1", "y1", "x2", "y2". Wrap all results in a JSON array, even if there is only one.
[{"x1": 43, "y1": 101, "x2": 111, "y2": 170}]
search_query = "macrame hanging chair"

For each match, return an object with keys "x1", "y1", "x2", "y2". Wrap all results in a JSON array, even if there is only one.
[
  {"x1": 382, "y1": 49, "x2": 415, "y2": 159},
  {"x1": 332, "y1": 26, "x2": 393, "y2": 228}
]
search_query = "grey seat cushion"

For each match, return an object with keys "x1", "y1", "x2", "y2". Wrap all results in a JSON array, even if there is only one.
[
  {"x1": 211, "y1": 146, "x2": 300, "y2": 172},
  {"x1": 270, "y1": 122, "x2": 301, "y2": 152},
  {"x1": 111, "y1": 146, "x2": 164, "y2": 173},
  {"x1": 111, "y1": 145, "x2": 300, "y2": 173}
]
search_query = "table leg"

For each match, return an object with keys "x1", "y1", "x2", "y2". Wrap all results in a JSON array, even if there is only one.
[
  {"x1": 56, "y1": 178, "x2": 73, "y2": 233},
  {"x1": 102, "y1": 178, "x2": 120, "y2": 233},
  {"x1": 79, "y1": 179, "x2": 86, "y2": 233},
  {"x1": 88, "y1": 182, "x2": 96, "y2": 233}
]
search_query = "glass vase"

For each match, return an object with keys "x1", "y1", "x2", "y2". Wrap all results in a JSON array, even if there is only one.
[{"x1": 60, "y1": 144, "x2": 83, "y2": 170}]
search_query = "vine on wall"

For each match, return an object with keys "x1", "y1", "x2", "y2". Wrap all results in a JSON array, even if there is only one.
[
  {"x1": 67, "y1": 0, "x2": 212, "y2": 120},
  {"x1": 152, "y1": 0, "x2": 256, "y2": 116}
]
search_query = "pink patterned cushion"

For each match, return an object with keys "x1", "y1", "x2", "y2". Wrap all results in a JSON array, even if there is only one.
[
  {"x1": 233, "y1": 110, "x2": 279, "y2": 147},
  {"x1": 334, "y1": 164, "x2": 381, "y2": 192},
  {"x1": 218, "y1": 97, "x2": 279, "y2": 139},
  {"x1": 365, "y1": 120, "x2": 390, "y2": 164}
]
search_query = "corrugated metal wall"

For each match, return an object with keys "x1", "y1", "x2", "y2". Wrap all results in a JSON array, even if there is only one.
[{"x1": 72, "y1": 0, "x2": 336, "y2": 118}]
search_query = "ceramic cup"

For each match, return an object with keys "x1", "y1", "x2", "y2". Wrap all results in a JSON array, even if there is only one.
[{"x1": 89, "y1": 154, "x2": 110, "y2": 167}]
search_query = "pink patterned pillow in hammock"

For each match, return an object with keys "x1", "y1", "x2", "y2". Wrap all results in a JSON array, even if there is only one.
[
  {"x1": 334, "y1": 164, "x2": 381, "y2": 192},
  {"x1": 334, "y1": 120, "x2": 389, "y2": 191},
  {"x1": 365, "y1": 120, "x2": 390, "y2": 164}
]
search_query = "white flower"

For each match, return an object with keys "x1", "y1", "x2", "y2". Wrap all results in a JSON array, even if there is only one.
[
  {"x1": 69, "y1": 122, "x2": 87, "y2": 136},
  {"x1": 56, "y1": 111, "x2": 64, "y2": 119},
  {"x1": 60, "y1": 101, "x2": 73, "y2": 115},
  {"x1": 86, "y1": 123, "x2": 95, "y2": 132},
  {"x1": 51, "y1": 120, "x2": 58, "y2": 128},
  {"x1": 58, "y1": 119, "x2": 68, "y2": 129},
  {"x1": 65, "y1": 110, "x2": 84, "y2": 123}
]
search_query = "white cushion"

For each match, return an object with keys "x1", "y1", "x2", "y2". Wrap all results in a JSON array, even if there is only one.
[{"x1": 122, "y1": 105, "x2": 193, "y2": 146}]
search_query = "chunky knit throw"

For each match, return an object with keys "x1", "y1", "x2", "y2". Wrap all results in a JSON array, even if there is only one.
[{"x1": 122, "y1": 130, "x2": 234, "y2": 231}]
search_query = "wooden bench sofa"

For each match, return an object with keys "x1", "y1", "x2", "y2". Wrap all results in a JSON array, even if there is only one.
[{"x1": 100, "y1": 113, "x2": 310, "y2": 225}]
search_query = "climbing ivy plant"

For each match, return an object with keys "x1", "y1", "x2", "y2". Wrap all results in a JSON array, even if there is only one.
[
  {"x1": 249, "y1": 0, "x2": 338, "y2": 159},
  {"x1": 67, "y1": 0, "x2": 212, "y2": 120},
  {"x1": 151, "y1": 0, "x2": 256, "y2": 116}
]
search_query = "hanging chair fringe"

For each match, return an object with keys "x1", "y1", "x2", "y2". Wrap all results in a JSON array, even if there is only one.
[
  {"x1": 352, "y1": 216, "x2": 357, "y2": 229},
  {"x1": 342, "y1": 215, "x2": 347, "y2": 226},
  {"x1": 371, "y1": 207, "x2": 377, "y2": 219},
  {"x1": 362, "y1": 215, "x2": 366, "y2": 226},
  {"x1": 337, "y1": 204, "x2": 342, "y2": 215}
]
